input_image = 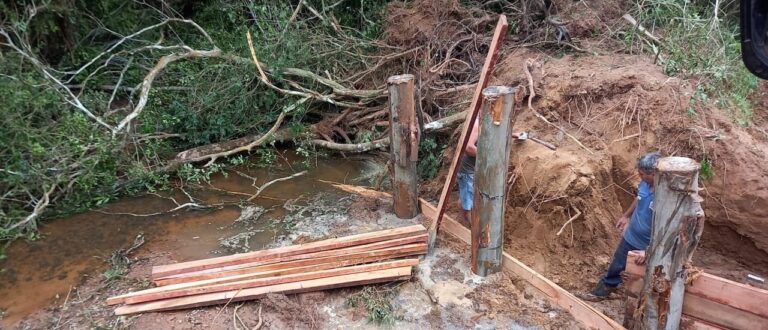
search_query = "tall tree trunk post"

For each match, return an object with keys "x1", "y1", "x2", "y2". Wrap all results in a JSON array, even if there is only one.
[
  {"x1": 387, "y1": 74, "x2": 420, "y2": 218},
  {"x1": 633, "y1": 157, "x2": 705, "y2": 330},
  {"x1": 471, "y1": 85, "x2": 518, "y2": 276}
]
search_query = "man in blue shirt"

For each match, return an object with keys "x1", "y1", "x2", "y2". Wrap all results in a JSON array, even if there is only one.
[{"x1": 590, "y1": 152, "x2": 661, "y2": 298}]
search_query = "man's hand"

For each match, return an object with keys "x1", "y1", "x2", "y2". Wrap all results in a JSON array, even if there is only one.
[
  {"x1": 616, "y1": 215, "x2": 629, "y2": 232},
  {"x1": 634, "y1": 250, "x2": 647, "y2": 265}
]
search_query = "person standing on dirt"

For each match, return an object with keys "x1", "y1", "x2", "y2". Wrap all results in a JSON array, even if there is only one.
[
  {"x1": 590, "y1": 152, "x2": 662, "y2": 298},
  {"x1": 457, "y1": 121, "x2": 480, "y2": 227}
]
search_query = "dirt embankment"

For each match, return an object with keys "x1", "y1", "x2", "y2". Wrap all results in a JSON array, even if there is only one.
[{"x1": 390, "y1": 0, "x2": 768, "y2": 291}]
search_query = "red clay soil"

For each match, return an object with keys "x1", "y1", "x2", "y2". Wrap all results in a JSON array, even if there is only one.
[{"x1": 396, "y1": 0, "x2": 768, "y2": 293}]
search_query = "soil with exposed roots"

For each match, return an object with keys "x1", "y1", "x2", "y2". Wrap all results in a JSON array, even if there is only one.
[{"x1": 392, "y1": 0, "x2": 768, "y2": 310}]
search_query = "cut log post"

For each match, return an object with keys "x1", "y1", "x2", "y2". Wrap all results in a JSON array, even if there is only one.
[
  {"x1": 387, "y1": 74, "x2": 420, "y2": 218},
  {"x1": 634, "y1": 157, "x2": 705, "y2": 330},
  {"x1": 471, "y1": 86, "x2": 518, "y2": 276}
]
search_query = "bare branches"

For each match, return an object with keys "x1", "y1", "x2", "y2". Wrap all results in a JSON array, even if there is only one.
[
  {"x1": 64, "y1": 18, "x2": 215, "y2": 80},
  {"x1": 6, "y1": 184, "x2": 56, "y2": 232},
  {"x1": 114, "y1": 48, "x2": 223, "y2": 134},
  {"x1": 0, "y1": 28, "x2": 115, "y2": 132},
  {"x1": 247, "y1": 171, "x2": 308, "y2": 201}
]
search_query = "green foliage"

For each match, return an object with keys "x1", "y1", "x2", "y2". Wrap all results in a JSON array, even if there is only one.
[
  {"x1": 628, "y1": 1, "x2": 758, "y2": 125},
  {"x1": 103, "y1": 251, "x2": 129, "y2": 282},
  {"x1": 0, "y1": 0, "x2": 389, "y2": 242},
  {"x1": 418, "y1": 135, "x2": 445, "y2": 181},
  {"x1": 700, "y1": 157, "x2": 715, "y2": 180},
  {"x1": 176, "y1": 163, "x2": 225, "y2": 184},
  {"x1": 346, "y1": 286, "x2": 399, "y2": 325}
]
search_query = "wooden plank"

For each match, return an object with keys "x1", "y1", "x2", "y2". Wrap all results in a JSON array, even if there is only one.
[
  {"x1": 423, "y1": 198, "x2": 624, "y2": 329},
  {"x1": 626, "y1": 296, "x2": 725, "y2": 330},
  {"x1": 681, "y1": 294, "x2": 766, "y2": 330},
  {"x1": 627, "y1": 251, "x2": 768, "y2": 316},
  {"x1": 118, "y1": 259, "x2": 418, "y2": 305},
  {"x1": 428, "y1": 15, "x2": 508, "y2": 251},
  {"x1": 114, "y1": 267, "x2": 413, "y2": 315},
  {"x1": 152, "y1": 224, "x2": 426, "y2": 278},
  {"x1": 471, "y1": 86, "x2": 517, "y2": 276},
  {"x1": 331, "y1": 185, "x2": 625, "y2": 330},
  {"x1": 112, "y1": 244, "x2": 425, "y2": 304},
  {"x1": 154, "y1": 233, "x2": 427, "y2": 283},
  {"x1": 680, "y1": 316, "x2": 727, "y2": 330},
  {"x1": 154, "y1": 242, "x2": 426, "y2": 286},
  {"x1": 388, "y1": 74, "x2": 420, "y2": 218}
]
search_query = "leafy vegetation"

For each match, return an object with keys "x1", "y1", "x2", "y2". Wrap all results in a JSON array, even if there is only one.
[
  {"x1": 700, "y1": 157, "x2": 715, "y2": 180},
  {"x1": 345, "y1": 285, "x2": 399, "y2": 325},
  {"x1": 0, "y1": 0, "x2": 388, "y2": 244},
  {"x1": 626, "y1": 0, "x2": 758, "y2": 125},
  {"x1": 418, "y1": 135, "x2": 446, "y2": 181}
]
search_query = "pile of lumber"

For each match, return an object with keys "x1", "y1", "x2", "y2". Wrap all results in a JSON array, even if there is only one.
[
  {"x1": 624, "y1": 251, "x2": 768, "y2": 330},
  {"x1": 108, "y1": 225, "x2": 427, "y2": 315}
]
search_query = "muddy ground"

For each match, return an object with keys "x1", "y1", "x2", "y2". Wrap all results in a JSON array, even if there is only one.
[
  {"x1": 6, "y1": 0, "x2": 768, "y2": 328},
  {"x1": 10, "y1": 192, "x2": 582, "y2": 330}
]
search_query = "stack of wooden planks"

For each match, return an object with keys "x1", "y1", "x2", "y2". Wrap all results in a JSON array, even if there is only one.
[
  {"x1": 624, "y1": 251, "x2": 768, "y2": 330},
  {"x1": 108, "y1": 225, "x2": 427, "y2": 315}
]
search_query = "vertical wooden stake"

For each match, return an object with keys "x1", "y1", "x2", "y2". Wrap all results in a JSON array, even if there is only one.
[
  {"x1": 387, "y1": 74, "x2": 420, "y2": 219},
  {"x1": 634, "y1": 157, "x2": 705, "y2": 330},
  {"x1": 471, "y1": 86, "x2": 518, "y2": 276}
]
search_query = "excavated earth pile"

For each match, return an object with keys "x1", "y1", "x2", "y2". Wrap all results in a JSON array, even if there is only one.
[{"x1": 387, "y1": 0, "x2": 768, "y2": 293}]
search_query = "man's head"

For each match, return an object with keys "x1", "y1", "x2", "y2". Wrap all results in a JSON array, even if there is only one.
[{"x1": 637, "y1": 152, "x2": 662, "y2": 184}]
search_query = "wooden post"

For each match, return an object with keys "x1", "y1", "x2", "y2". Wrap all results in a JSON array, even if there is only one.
[
  {"x1": 387, "y1": 74, "x2": 420, "y2": 218},
  {"x1": 471, "y1": 86, "x2": 518, "y2": 276},
  {"x1": 634, "y1": 157, "x2": 705, "y2": 330}
]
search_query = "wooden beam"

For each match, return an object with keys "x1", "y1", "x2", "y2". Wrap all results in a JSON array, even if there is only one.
[
  {"x1": 327, "y1": 184, "x2": 625, "y2": 329},
  {"x1": 428, "y1": 15, "x2": 508, "y2": 252},
  {"x1": 154, "y1": 234, "x2": 426, "y2": 283},
  {"x1": 115, "y1": 259, "x2": 418, "y2": 305},
  {"x1": 114, "y1": 267, "x2": 413, "y2": 315},
  {"x1": 625, "y1": 251, "x2": 768, "y2": 324},
  {"x1": 387, "y1": 74, "x2": 420, "y2": 218},
  {"x1": 627, "y1": 296, "x2": 726, "y2": 330},
  {"x1": 635, "y1": 157, "x2": 704, "y2": 330},
  {"x1": 154, "y1": 242, "x2": 426, "y2": 286},
  {"x1": 152, "y1": 224, "x2": 426, "y2": 278},
  {"x1": 471, "y1": 85, "x2": 517, "y2": 276}
]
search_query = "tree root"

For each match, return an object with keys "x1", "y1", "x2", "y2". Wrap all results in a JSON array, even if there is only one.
[{"x1": 523, "y1": 59, "x2": 594, "y2": 155}]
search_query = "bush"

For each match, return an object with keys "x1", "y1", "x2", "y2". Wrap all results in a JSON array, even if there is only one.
[{"x1": 626, "y1": 0, "x2": 758, "y2": 125}]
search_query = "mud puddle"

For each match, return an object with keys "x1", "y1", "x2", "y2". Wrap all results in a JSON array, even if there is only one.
[{"x1": 0, "y1": 151, "x2": 378, "y2": 328}]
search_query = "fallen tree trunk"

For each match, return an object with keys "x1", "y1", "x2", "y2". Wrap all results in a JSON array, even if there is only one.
[{"x1": 171, "y1": 109, "x2": 470, "y2": 166}]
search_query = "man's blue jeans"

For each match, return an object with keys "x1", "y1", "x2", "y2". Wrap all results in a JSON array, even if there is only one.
[{"x1": 602, "y1": 237, "x2": 641, "y2": 287}]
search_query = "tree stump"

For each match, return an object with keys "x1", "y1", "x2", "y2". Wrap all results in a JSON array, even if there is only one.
[
  {"x1": 387, "y1": 74, "x2": 420, "y2": 219},
  {"x1": 634, "y1": 157, "x2": 705, "y2": 330},
  {"x1": 471, "y1": 85, "x2": 519, "y2": 276}
]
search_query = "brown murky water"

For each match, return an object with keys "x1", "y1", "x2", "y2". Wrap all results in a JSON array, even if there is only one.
[{"x1": 0, "y1": 151, "x2": 374, "y2": 327}]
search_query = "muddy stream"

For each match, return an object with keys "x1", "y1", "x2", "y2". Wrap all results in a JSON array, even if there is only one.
[{"x1": 0, "y1": 152, "x2": 375, "y2": 327}]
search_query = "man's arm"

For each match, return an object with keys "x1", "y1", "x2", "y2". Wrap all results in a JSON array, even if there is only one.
[
  {"x1": 616, "y1": 199, "x2": 637, "y2": 232},
  {"x1": 465, "y1": 121, "x2": 480, "y2": 156}
]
